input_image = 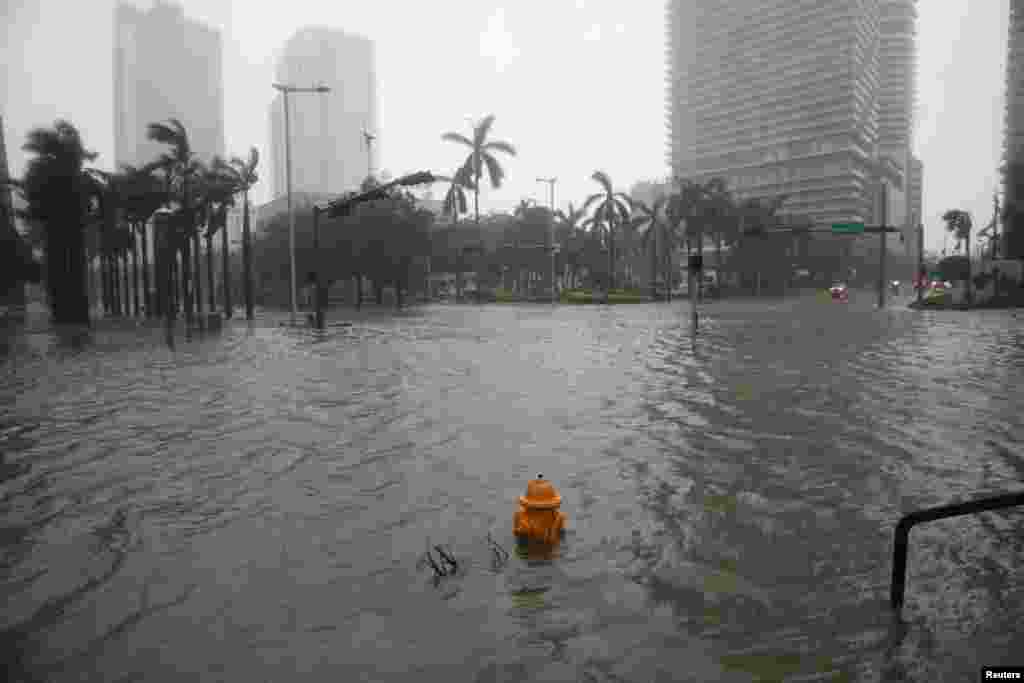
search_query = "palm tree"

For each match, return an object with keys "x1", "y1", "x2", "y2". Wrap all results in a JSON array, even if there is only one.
[
  {"x1": 441, "y1": 114, "x2": 516, "y2": 228},
  {"x1": 119, "y1": 164, "x2": 165, "y2": 317},
  {"x1": 147, "y1": 118, "x2": 203, "y2": 327},
  {"x1": 437, "y1": 166, "x2": 474, "y2": 300},
  {"x1": 942, "y1": 208, "x2": 973, "y2": 302},
  {"x1": 15, "y1": 120, "x2": 97, "y2": 325},
  {"x1": 583, "y1": 171, "x2": 632, "y2": 294},
  {"x1": 631, "y1": 195, "x2": 670, "y2": 300},
  {"x1": 214, "y1": 147, "x2": 258, "y2": 319},
  {"x1": 513, "y1": 199, "x2": 535, "y2": 217},
  {"x1": 200, "y1": 164, "x2": 236, "y2": 318},
  {"x1": 555, "y1": 203, "x2": 586, "y2": 289}
]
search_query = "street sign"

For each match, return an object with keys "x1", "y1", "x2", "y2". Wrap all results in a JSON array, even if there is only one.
[{"x1": 831, "y1": 223, "x2": 865, "y2": 234}]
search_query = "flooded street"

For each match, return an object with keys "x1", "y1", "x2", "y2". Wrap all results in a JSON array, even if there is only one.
[{"x1": 2, "y1": 293, "x2": 1024, "y2": 682}]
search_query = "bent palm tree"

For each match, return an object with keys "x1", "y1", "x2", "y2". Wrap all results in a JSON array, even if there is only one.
[
  {"x1": 583, "y1": 170, "x2": 632, "y2": 294},
  {"x1": 147, "y1": 118, "x2": 202, "y2": 326},
  {"x1": 441, "y1": 115, "x2": 516, "y2": 228},
  {"x1": 214, "y1": 147, "x2": 258, "y2": 319},
  {"x1": 17, "y1": 120, "x2": 97, "y2": 325}
]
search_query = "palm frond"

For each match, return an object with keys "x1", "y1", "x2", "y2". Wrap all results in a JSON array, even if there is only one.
[
  {"x1": 481, "y1": 152, "x2": 506, "y2": 189},
  {"x1": 473, "y1": 115, "x2": 496, "y2": 146},
  {"x1": 483, "y1": 140, "x2": 516, "y2": 156},
  {"x1": 590, "y1": 170, "x2": 613, "y2": 195},
  {"x1": 442, "y1": 132, "x2": 474, "y2": 148}
]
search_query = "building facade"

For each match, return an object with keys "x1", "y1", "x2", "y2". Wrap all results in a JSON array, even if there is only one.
[
  {"x1": 269, "y1": 27, "x2": 378, "y2": 200},
  {"x1": 1004, "y1": 0, "x2": 1024, "y2": 258},
  {"x1": 667, "y1": 0, "x2": 917, "y2": 236},
  {"x1": 113, "y1": 1, "x2": 225, "y2": 167}
]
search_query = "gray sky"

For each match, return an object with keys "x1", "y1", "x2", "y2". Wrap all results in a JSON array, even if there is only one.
[{"x1": 0, "y1": 0, "x2": 1011, "y2": 253}]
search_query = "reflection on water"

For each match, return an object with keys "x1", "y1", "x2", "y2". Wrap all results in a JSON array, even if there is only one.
[{"x1": 1, "y1": 295, "x2": 1023, "y2": 682}]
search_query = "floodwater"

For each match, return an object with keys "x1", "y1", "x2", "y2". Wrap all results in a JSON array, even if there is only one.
[{"x1": 2, "y1": 292, "x2": 1023, "y2": 682}]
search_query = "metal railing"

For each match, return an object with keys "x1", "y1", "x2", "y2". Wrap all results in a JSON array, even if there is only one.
[{"x1": 891, "y1": 490, "x2": 1024, "y2": 609}]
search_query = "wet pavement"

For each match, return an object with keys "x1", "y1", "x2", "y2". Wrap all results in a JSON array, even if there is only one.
[{"x1": 1, "y1": 291, "x2": 1023, "y2": 681}]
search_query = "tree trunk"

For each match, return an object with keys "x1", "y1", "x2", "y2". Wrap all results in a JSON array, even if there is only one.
[
  {"x1": 206, "y1": 234, "x2": 216, "y2": 315},
  {"x1": 650, "y1": 230, "x2": 658, "y2": 300},
  {"x1": 396, "y1": 278, "x2": 405, "y2": 309},
  {"x1": 141, "y1": 222, "x2": 152, "y2": 317},
  {"x1": 221, "y1": 214, "x2": 231, "y2": 318},
  {"x1": 132, "y1": 233, "x2": 140, "y2": 316},
  {"x1": 153, "y1": 227, "x2": 162, "y2": 319},
  {"x1": 355, "y1": 274, "x2": 363, "y2": 310},
  {"x1": 122, "y1": 248, "x2": 130, "y2": 315},
  {"x1": 100, "y1": 251, "x2": 109, "y2": 315},
  {"x1": 182, "y1": 238, "x2": 193, "y2": 327},
  {"x1": 242, "y1": 194, "x2": 254, "y2": 320},
  {"x1": 374, "y1": 281, "x2": 383, "y2": 305},
  {"x1": 193, "y1": 231, "x2": 203, "y2": 322},
  {"x1": 607, "y1": 227, "x2": 615, "y2": 295},
  {"x1": 113, "y1": 248, "x2": 122, "y2": 316}
]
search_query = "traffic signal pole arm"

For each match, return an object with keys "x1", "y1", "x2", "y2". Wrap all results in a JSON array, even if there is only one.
[{"x1": 324, "y1": 170, "x2": 437, "y2": 219}]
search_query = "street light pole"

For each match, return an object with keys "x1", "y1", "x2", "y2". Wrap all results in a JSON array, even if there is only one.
[
  {"x1": 878, "y1": 180, "x2": 888, "y2": 309},
  {"x1": 916, "y1": 215, "x2": 924, "y2": 304},
  {"x1": 273, "y1": 82, "x2": 331, "y2": 327},
  {"x1": 537, "y1": 177, "x2": 557, "y2": 302}
]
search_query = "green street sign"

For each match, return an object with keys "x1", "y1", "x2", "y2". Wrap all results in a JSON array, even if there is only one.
[{"x1": 831, "y1": 223, "x2": 865, "y2": 234}]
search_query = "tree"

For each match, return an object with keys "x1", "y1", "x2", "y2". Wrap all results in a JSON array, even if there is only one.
[
  {"x1": 942, "y1": 208, "x2": 973, "y2": 302},
  {"x1": 147, "y1": 118, "x2": 202, "y2": 326},
  {"x1": 441, "y1": 114, "x2": 516, "y2": 229},
  {"x1": 213, "y1": 147, "x2": 258, "y2": 319},
  {"x1": 16, "y1": 120, "x2": 97, "y2": 325},
  {"x1": 631, "y1": 195, "x2": 670, "y2": 299},
  {"x1": 554, "y1": 203, "x2": 586, "y2": 289},
  {"x1": 198, "y1": 163, "x2": 236, "y2": 318},
  {"x1": 583, "y1": 170, "x2": 632, "y2": 293},
  {"x1": 118, "y1": 164, "x2": 166, "y2": 317}
]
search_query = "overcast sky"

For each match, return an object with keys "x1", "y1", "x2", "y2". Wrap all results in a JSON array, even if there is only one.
[{"x1": 0, "y1": 0, "x2": 1011, "y2": 253}]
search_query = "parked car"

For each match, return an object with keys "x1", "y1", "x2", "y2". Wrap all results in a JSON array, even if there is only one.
[{"x1": 829, "y1": 283, "x2": 849, "y2": 302}]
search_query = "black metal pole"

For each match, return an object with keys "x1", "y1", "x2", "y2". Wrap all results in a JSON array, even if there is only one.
[
  {"x1": 878, "y1": 182, "x2": 887, "y2": 308},
  {"x1": 917, "y1": 221, "x2": 924, "y2": 304},
  {"x1": 891, "y1": 490, "x2": 1024, "y2": 610},
  {"x1": 313, "y1": 205, "x2": 324, "y2": 329}
]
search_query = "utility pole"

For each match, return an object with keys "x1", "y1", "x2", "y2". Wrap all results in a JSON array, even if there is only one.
[
  {"x1": 536, "y1": 177, "x2": 557, "y2": 302},
  {"x1": 877, "y1": 181, "x2": 888, "y2": 308},
  {"x1": 916, "y1": 215, "x2": 925, "y2": 304}
]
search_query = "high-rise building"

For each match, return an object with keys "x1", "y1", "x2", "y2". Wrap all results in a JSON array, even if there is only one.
[
  {"x1": 114, "y1": 1, "x2": 225, "y2": 168},
  {"x1": 1003, "y1": 0, "x2": 1024, "y2": 258},
  {"x1": 666, "y1": 0, "x2": 917, "y2": 231},
  {"x1": 269, "y1": 27, "x2": 378, "y2": 200}
]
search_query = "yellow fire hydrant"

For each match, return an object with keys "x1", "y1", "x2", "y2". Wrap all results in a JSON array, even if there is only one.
[{"x1": 513, "y1": 474, "x2": 566, "y2": 544}]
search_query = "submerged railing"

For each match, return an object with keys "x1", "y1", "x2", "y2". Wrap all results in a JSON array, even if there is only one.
[{"x1": 891, "y1": 490, "x2": 1024, "y2": 609}]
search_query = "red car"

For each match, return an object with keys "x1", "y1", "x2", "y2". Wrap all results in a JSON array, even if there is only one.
[{"x1": 829, "y1": 284, "x2": 849, "y2": 302}]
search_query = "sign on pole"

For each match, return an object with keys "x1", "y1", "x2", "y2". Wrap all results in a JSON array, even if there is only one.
[{"x1": 831, "y1": 223, "x2": 865, "y2": 235}]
